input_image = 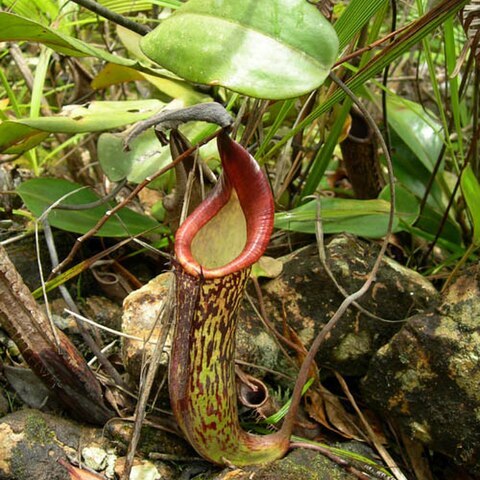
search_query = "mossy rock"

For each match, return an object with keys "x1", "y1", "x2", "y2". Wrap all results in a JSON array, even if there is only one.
[
  {"x1": 203, "y1": 448, "x2": 359, "y2": 479},
  {"x1": 362, "y1": 265, "x2": 480, "y2": 474}
]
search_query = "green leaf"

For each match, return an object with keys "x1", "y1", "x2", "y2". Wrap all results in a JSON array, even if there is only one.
[
  {"x1": 461, "y1": 165, "x2": 480, "y2": 246},
  {"x1": 112, "y1": 28, "x2": 211, "y2": 104},
  {"x1": 275, "y1": 197, "x2": 396, "y2": 237},
  {"x1": 379, "y1": 184, "x2": 420, "y2": 228},
  {"x1": 266, "y1": 0, "x2": 469, "y2": 156},
  {"x1": 0, "y1": 100, "x2": 165, "y2": 154},
  {"x1": 334, "y1": 0, "x2": 387, "y2": 51},
  {"x1": 98, "y1": 121, "x2": 214, "y2": 184},
  {"x1": 389, "y1": 129, "x2": 445, "y2": 211},
  {"x1": 98, "y1": 129, "x2": 172, "y2": 184},
  {"x1": 0, "y1": 12, "x2": 137, "y2": 62},
  {"x1": 275, "y1": 186, "x2": 419, "y2": 238},
  {"x1": 414, "y1": 203, "x2": 462, "y2": 247},
  {"x1": 17, "y1": 178, "x2": 159, "y2": 237},
  {"x1": 387, "y1": 95, "x2": 443, "y2": 172},
  {"x1": 140, "y1": 0, "x2": 339, "y2": 99}
]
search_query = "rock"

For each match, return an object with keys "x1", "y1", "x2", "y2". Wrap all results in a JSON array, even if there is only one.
[
  {"x1": 82, "y1": 295, "x2": 123, "y2": 332},
  {"x1": 253, "y1": 235, "x2": 438, "y2": 376},
  {"x1": 104, "y1": 417, "x2": 193, "y2": 458},
  {"x1": 82, "y1": 446, "x2": 108, "y2": 471},
  {"x1": 121, "y1": 272, "x2": 173, "y2": 385},
  {"x1": 114, "y1": 457, "x2": 176, "y2": 480},
  {"x1": 207, "y1": 448, "x2": 359, "y2": 479},
  {"x1": 362, "y1": 265, "x2": 480, "y2": 474},
  {"x1": 123, "y1": 235, "x2": 438, "y2": 383},
  {"x1": 0, "y1": 409, "x2": 188, "y2": 480},
  {"x1": 0, "y1": 409, "x2": 107, "y2": 480}
]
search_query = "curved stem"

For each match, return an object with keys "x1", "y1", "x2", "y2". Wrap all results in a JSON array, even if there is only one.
[{"x1": 280, "y1": 70, "x2": 395, "y2": 439}]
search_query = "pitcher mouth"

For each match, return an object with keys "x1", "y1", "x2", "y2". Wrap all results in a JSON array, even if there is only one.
[{"x1": 174, "y1": 130, "x2": 274, "y2": 279}]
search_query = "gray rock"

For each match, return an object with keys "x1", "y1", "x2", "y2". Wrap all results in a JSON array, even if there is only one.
[
  {"x1": 0, "y1": 409, "x2": 106, "y2": 480},
  {"x1": 123, "y1": 235, "x2": 439, "y2": 383},
  {"x1": 250, "y1": 235, "x2": 438, "y2": 376},
  {"x1": 362, "y1": 265, "x2": 480, "y2": 474},
  {"x1": 82, "y1": 446, "x2": 108, "y2": 471}
]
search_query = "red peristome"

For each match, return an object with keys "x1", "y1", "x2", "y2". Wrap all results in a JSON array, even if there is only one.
[{"x1": 175, "y1": 130, "x2": 274, "y2": 278}]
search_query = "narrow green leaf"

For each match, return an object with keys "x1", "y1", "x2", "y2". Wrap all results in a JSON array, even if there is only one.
[
  {"x1": 275, "y1": 197, "x2": 397, "y2": 237},
  {"x1": 17, "y1": 178, "x2": 159, "y2": 237},
  {"x1": 461, "y1": 165, "x2": 480, "y2": 246},
  {"x1": 334, "y1": 0, "x2": 387, "y2": 51},
  {"x1": 0, "y1": 100, "x2": 165, "y2": 154},
  {"x1": 276, "y1": 186, "x2": 419, "y2": 238},
  {"x1": 141, "y1": 0, "x2": 339, "y2": 99},
  {"x1": 0, "y1": 12, "x2": 136, "y2": 62}
]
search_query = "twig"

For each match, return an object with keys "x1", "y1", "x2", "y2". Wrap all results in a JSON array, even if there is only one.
[
  {"x1": 334, "y1": 23, "x2": 410, "y2": 68},
  {"x1": 54, "y1": 179, "x2": 127, "y2": 210},
  {"x1": 65, "y1": 308, "x2": 161, "y2": 343},
  {"x1": 244, "y1": 291, "x2": 298, "y2": 371},
  {"x1": 313, "y1": 197, "x2": 406, "y2": 324},
  {"x1": 124, "y1": 103, "x2": 233, "y2": 148},
  {"x1": 35, "y1": 186, "x2": 152, "y2": 390},
  {"x1": 122, "y1": 281, "x2": 174, "y2": 480},
  {"x1": 335, "y1": 371, "x2": 406, "y2": 480},
  {"x1": 68, "y1": 0, "x2": 150, "y2": 36},
  {"x1": 251, "y1": 278, "x2": 306, "y2": 355},
  {"x1": 278, "y1": 70, "x2": 397, "y2": 456}
]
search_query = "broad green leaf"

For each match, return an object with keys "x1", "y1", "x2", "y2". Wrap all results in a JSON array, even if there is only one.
[
  {"x1": 0, "y1": 12, "x2": 179, "y2": 81},
  {"x1": 98, "y1": 129, "x2": 172, "y2": 184},
  {"x1": 17, "y1": 178, "x2": 159, "y2": 237},
  {"x1": 387, "y1": 95, "x2": 443, "y2": 172},
  {"x1": 1, "y1": 0, "x2": 61, "y2": 28},
  {"x1": 379, "y1": 184, "x2": 420, "y2": 228},
  {"x1": 0, "y1": 100, "x2": 165, "y2": 154},
  {"x1": 92, "y1": 63, "x2": 209, "y2": 105},
  {"x1": 91, "y1": 63, "x2": 145, "y2": 89},
  {"x1": 414, "y1": 203, "x2": 462, "y2": 247},
  {"x1": 251, "y1": 256, "x2": 283, "y2": 279},
  {"x1": 113, "y1": 27, "x2": 211, "y2": 104},
  {"x1": 461, "y1": 165, "x2": 480, "y2": 246},
  {"x1": 140, "y1": 0, "x2": 339, "y2": 99},
  {"x1": 98, "y1": 121, "x2": 213, "y2": 184},
  {"x1": 389, "y1": 129, "x2": 445, "y2": 212},
  {"x1": 0, "y1": 123, "x2": 49, "y2": 154}
]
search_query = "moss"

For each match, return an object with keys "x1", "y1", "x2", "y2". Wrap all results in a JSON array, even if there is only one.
[
  {"x1": 333, "y1": 331, "x2": 371, "y2": 362},
  {"x1": 10, "y1": 449, "x2": 27, "y2": 480},
  {"x1": 24, "y1": 412, "x2": 55, "y2": 445}
]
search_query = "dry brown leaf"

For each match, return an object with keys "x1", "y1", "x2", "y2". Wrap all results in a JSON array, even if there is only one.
[{"x1": 58, "y1": 459, "x2": 105, "y2": 480}]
